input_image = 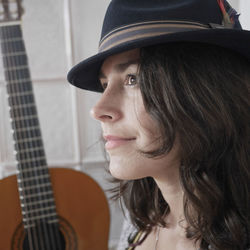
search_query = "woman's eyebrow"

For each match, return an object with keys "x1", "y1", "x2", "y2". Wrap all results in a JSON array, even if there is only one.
[{"x1": 99, "y1": 59, "x2": 139, "y2": 79}]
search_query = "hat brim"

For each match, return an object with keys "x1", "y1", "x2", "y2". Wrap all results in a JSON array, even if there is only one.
[{"x1": 67, "y1": 28, "x2": 250, "y2": 92}]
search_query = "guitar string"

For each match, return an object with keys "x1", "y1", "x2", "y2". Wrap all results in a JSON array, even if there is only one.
[
  {"x1": 13, "y1": 24, "x2": 54, "y2": 250},
  {"x1": 11, "y1": 25, "x2": 53, "y2": 250},
  {"x1": 6, "y1": 24, "x2": 43, "y2": 250},
  {"x1": 3, "y1": 24, "x2": 37, "y2": 250},
  {"x1": 10, "y1": 24, "x2": 63, "y2": 250},
  {"x1": 6, "y1": 24, "x2": 48, "y2": 250}
]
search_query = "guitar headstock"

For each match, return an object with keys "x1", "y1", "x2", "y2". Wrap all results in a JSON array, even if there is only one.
[{"x1": 0, "y1": 0, "x2": 23, "y2": 23}]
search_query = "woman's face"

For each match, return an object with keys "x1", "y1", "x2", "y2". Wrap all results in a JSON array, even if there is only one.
[{"x1": 90, "y1": 48, "x2": 180, "y2": 180}]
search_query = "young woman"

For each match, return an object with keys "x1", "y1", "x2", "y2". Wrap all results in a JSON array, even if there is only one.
[{"x1": 67, "y1": 0, "x2": 250, "y2": 249}]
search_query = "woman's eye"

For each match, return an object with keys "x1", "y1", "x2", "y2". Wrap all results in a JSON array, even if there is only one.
[
  {"x1": 125, "y1": 74, "x2": 137, "y2": 86},
  {"x1": 101, "y1": 82, "x2": 108, "y2": 90}
]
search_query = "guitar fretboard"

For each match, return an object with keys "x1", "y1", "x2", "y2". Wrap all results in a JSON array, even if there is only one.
[{"x1": 0, "y1": 24, "x2": 58, "y2": 228}]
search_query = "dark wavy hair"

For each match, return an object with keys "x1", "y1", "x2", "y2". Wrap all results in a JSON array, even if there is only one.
[{"x1": 111, "y1": 43, "x2": 250, "y2": 250}]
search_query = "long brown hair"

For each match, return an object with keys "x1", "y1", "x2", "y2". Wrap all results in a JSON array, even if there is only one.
[{"x1": 112, "y1": 43, "x2": 250, "y2": 250}]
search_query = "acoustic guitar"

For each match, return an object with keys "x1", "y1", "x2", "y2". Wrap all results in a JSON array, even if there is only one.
[{"x1": 0, "y1": 0, "x2": 110, "y2": 249}]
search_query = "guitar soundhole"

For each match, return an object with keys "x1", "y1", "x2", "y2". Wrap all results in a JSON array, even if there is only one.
[
  {"x1": 22, "y1": 222, "x2": 65, "y2": 250},
  {"x1": 11, "y1": 216, "x2": 78, "y2": 250}
]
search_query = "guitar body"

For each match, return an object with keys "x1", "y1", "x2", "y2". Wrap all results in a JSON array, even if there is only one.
[{"x1": 0, "y1": 168, "x2": 110, "y2": 250}]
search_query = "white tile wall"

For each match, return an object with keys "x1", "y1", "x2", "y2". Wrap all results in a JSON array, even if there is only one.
[
  {"x1": 22, "y1": 0, "x2": 68, "y2": 79},
  {"x1": 239, "y1": 0, "x2": 250, "y2": 29},
  {"x1": 32, "y1": 80, "x2": 75, "y2": 164}
]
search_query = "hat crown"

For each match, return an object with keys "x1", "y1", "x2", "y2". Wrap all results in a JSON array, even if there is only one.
[
  {"x1": 67, "y1": 0, "x2": 249, "y2": 93},
  {"x1": 101, "y1": 0, "x2": 223, "y2": 40}
]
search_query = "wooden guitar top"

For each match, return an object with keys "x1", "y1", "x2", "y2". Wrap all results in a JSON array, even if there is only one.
[{"x1": 0, "y1": 168, "x2": 110, "y2": 250}]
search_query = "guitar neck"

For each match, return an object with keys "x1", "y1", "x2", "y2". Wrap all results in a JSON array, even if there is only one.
[{"x1": 0, "y1": 23, "x2": 58, "y2": 228}]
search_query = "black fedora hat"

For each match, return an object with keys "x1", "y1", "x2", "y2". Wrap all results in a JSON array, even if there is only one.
[{"x1": 67, "y1": 0, "x2": 250, "y2": 92}]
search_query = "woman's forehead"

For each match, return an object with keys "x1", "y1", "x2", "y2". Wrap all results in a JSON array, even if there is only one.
[{"x1": 99, "y1": 49, "x2": 140, "y2": 78}]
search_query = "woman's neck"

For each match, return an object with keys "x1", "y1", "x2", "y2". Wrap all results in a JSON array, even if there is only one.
[
  {"x1": 153, "y1": 164, "x2": 186, "y2": 229},
  {"x1": 156, "y1": 179, "x2": 185, "y2": 229}
]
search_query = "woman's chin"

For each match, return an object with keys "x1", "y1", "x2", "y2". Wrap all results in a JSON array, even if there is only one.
[
  {"x1": 109, "y1": 160, "x2": 145, "y2": 181},
  {"x1": 109, "y1": 165, "x2": 135, "y2": 180}
]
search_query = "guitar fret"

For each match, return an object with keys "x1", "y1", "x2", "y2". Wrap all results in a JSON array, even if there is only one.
[
  {"x1": 15, "y1": 126, "x2": 40, "y2": 133},
  {"x1": 13, "y1": 121, "x2": 37, "y2": 130},
  {"x1": 0, "y1": 24, "x2": 22, "y2": 34},
  {"x1": 21, "y1": 197, "x2": 54, "y2": 207},
  {"x1": 23, "y1": 218, "x2": 59, "y2": 228},
  {"x1": 47, "y1": 218, "x2": 59, "y2": 224},
  {"x1": 1, "y1": 51, "x2": 26, "y2": 57},
  {"x1": 17, "y1": 165, "x2": 47, "y2": 174},
  {"x1": 8, "y1": 90, "x2": 33, "y2": 97},
  {"x1": 22, "y1": 212, "x2": 57, "y2": 222},
  {"x1": 14, "y1": 138, "x2": 44, "y2": 152},
  {"x1": 6, "y1": 77, "x2": 31, "y2": 84},
  {"x1": 13, "y1": 122, "x2": 41, "y2": 134},
  {"x1": 19, "y1": 180, "x2": 51, "y2": 191},
  {"x1": 4, "y1": 65, "x2": 28, "y2": 71},
  {"x1": 5, "y1": 69, "x2": 30, "y2": 82},
  {"x1": 8, "y1": 95, "x2": 34, "y2": 106},
  {"x1": 13, "y1": 128, "x2": 41, "y2": 141},
  {"x1": 11, "y1": 103, "x2": 36, "y2": 110},
  {"x1": 9, "y1": 106, "x2": 37, "y2": 118},
  {"x1": 24, "y1": 223, "x2": 36, "y2": 229},
  {"x1": 12, "y1": 114, "x2": 38, "y2": 122},
  {"x1": 16, "y1": 146, "x2": 44, "y2": 154},
  {"x1": 16, "y1": 149, "x2": 45, "y2": 163},
  {"x1": 17, "y1": 173, "x2": 49, "y2": 183},
  {"x1": 0, "y1": 37, "x2": 23, "y2": 43},
  {"x1": 15, "y1": 143, "x2": 42, "y2": 156},
  {"x1": 22, "y1": 205, "x2": 56, "y2": 215},
  {"x1": 18, "y1": 156, "x2": 46, "y2": 164},
  {"x1": 14, "y1": 125, "x2": 39, "y2": 132},
  {"x1": 18, "y1": 182, "x2": 51, "y2": 192},
  {"x1": 18, "y1": 168, "x2": 48, "y2": 180},
  {"x1": 13, "y1": 117, "x2": 39, "y2": 130},
  {"x1": 2, "y1": 56, "x2": 28, "y2": 70},
  {"x1": 1, "y1": 42, "x2": 25, "y2": 54},
  {"x1": 9, "y1": 105, "x2": 37, "y2": 118},
  {"x1": 6, "y1": 79, "x2": 32, "y2": 94},
  {"x1": 5, "y1": 67, "x2": 29, "y2": 75},
  {"x1": 15, "y1": 136, "x2": 41, "y2": 144},
  {"x1": 20, "y1": 190, "x2": 53, "y2": 199},
  {"x1": 0, "y1": 22, "x2": 21, "y2": 28}
]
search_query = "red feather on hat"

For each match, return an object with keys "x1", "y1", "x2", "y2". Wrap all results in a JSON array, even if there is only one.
[{"x1": 217, "y1": 0, "x2": 239, "y2": 28}]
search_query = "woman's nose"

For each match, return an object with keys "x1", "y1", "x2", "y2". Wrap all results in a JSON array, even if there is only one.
[{"x1": 90, "y1": 88, "x2": 122, "y2": 123}]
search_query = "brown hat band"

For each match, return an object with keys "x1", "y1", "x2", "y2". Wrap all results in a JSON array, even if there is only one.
[{"x1": 98, "y1": 20, "x2": 212, "y2": 52}]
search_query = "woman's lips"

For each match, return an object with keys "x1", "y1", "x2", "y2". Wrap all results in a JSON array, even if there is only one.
[{"x1": 104, "y1": 135, "x2": 136, "y2": 149}]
